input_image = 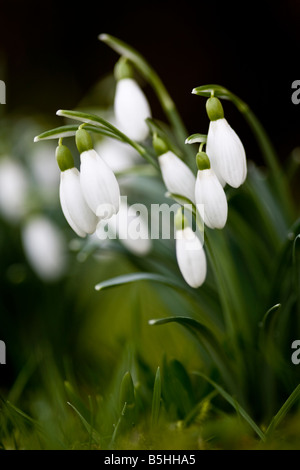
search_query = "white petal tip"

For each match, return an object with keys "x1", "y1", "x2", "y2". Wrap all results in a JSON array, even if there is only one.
[
  {"x1": 33, "y1": 136, "x2": 39, "y2": 143},
  {"x1": 56, "y1": 110, "x2": 63, "y2": 116},
  {"x1": 191, "y1": 89, "x2": 197, "y2": 94},
  {"x1": 148, "y1": 319, "x2": 157, "y2": 325}
]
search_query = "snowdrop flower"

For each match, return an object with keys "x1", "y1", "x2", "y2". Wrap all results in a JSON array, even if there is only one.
[
  {"x1": 114, "y1": 58, "x2": 151, "y2": 142},
  {"x1": 56, "y1": 144, "x2": 98, "y2": 237},
  {"x1": 154, "y1": 135, "x2": 196, "y2": 204},
  {"x1": 175, "y1": 210, "x2": 207, "y2": 288},
  {"x1": 0, "y1": 157, "x2": 30, "y2": 223},
  {"x1": 76, "y1": 128, "x2": 120, "y2": 220},
  {"x1": 194, "y1": 152, "x2": 228, "y2": 229},
  {"x1": 22, "y1": 215, "x2": 68, "y2": 281},
  {"x1": 206, "y1": 97, "x2": 247, "y2": 188},
  {"x1": 97, "y1": 197, "x2": 151, "y2": 256},
  {"x1": 95, "y1": 137, "x2": 140, "y2": 173}
]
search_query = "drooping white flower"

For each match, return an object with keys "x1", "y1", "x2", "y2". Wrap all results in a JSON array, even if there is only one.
[
  {"x1": 206, "y1": 97, "x2": 247, "y2": 188},
  {"x1": 195, "y1": 167, "x2": 228, "y2": 229},
  {"x1": 80, "y1": 149, "x2": 120, "y2": 219},
  {"x1": 176, "y1": 226, "x2": 207, "y2": 288},
  {"x1": 75, "y1": 128, "x2": 121, "y2": 220},
  {"x1": 22, "y1": 215, "x2": 68, "y2": 281},
  {"x1": 206, "y1": 119, "x2": 247, "y2": 188},
  {"x1": 60, "y1": 168, "x2": 98, "y2": 237},
  {"x1": 114, "y1": 78, "x2": 151, "y2": 141},
  {"x1": 0, "y1": 157, "x2": 29, "y2": 223},
  {"x1": 158, "y1": 151, "x2": 196, "y2": 204}
]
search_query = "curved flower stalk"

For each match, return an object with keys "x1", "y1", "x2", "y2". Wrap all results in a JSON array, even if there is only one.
[
  {"x1": 76, "y1": 128, "x2": 121, "y2": 220},
  {"x1": 21, "y1": 215, "x2": 68, "y2": 281},
  {"x1": 114, "y1": 58, "x2": 151, "y2": 142},
  {"x1": 194, "y1": 151, "x2": 228, "y2": 229},
  {"x1": 0, "y1": 157, "x2": 30, "y2": 223},
  {"x1": 56, "y1": 144, "x2": 98, "y2": 238},
  {"x1": 206, "y1": 97, "x2": 247, "y2": 188},
  {"x1": 154, "y1": 135, "x2": 196, "y2": 204},
  {"x1": 175, "y1": 210, "x2": 207, "y2": 288}
]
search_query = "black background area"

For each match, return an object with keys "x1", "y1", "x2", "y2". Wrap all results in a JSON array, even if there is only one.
[{"x1": 0, "y1": 0, "x2": 299, "y2": 165}]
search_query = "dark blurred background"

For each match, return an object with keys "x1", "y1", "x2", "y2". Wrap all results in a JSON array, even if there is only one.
[{"x1": 0, "y1": 0, "x2": 299, "y2": 163}]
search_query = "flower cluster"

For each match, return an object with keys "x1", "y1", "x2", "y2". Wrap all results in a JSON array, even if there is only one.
[
  {"x1": 56, "y1": 60, "x2": 152, "y2": 254},
  {"x1": 42, "y1": 55, "x2": 247, "y2": 290},
  {"x1": 57, "y1": 129, "x2": 121, "y2": 238},
  {"x1": 156, "y1": 95, "x2": 247, "y2": 288}
]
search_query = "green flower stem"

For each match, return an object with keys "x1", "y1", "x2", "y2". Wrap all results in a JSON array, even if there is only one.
[
  {"x1": 204, "y1": 232, "x2": 250, "y2": 403},
  {"x1": 56, "y1": 109, "x2": 159, "y2": 170},
  {"x1": 99, "y1": 34, "x2": 195, "y2": 169},
  {"x1": 204, "y1": 235, "x2": 237, "y2": 341}
]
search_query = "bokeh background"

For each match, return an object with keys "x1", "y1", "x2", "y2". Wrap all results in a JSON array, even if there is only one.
[{"x1": 0, "y1": 0, "x2": 300, "y2": 449}]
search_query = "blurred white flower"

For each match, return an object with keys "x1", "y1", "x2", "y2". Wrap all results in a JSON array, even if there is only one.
[
  {"x1": 195, "y1": 168, "x2": 228, "y2": 229},
  {"x1": 114, "y1": 78, "x2": 151, "y2": 141},
  {"x1": 158, "y1": 151, "x2": 196, "y2": 204},
  {"x1": 22, "y1": 215, "x2": 68, "y2": 281},
  {"x1": 95, "y1": 138, "x2": 140, "y2": 173},
  {"x1": 0, "y1": 157, "x2": 29, "y2": 223},
  {"x1": 60, "y1": 168, "x2": 98, "y2": 237},
  {"x1": 176, "y1": 226, "x2": 207, "y2": 288},
  {"x1": 97, "y1": 197, "x2": 151, "y2": 256},
  {"x1": 29, "y1": 141, "x2": 60, "y2": 191},
  {"x1": 206, "y1": 118, "x2": 247, "y2": 188}
]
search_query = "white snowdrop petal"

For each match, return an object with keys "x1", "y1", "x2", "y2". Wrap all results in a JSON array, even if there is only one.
[
  {"x1": 80, "y1": 149, "x2": 120, "y2": 218},
  {"x1": 176, "y1": 227, "x2": 207, "y2": 288},
  {"x1": 158, "y1": 151, "x2": 196, "y2": 204},
  {"x1": 205, "y1": 137, "x2": 226, "y2": 187},
  {"x1": 60, "y1": 168, "x2": 98, "y2": 237},
  {"x1": 22, "y1": 216, "x2": 67, "y2": 281},
  {"x1": 114, "y1": 78, "x2": 151, "y2": 141},
  {"x1": 195, "y1": 169, "x2": 228, "y2": 229},
  {"x1": 207, "y1": 119, "x2": 247, "y2": 188}
]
